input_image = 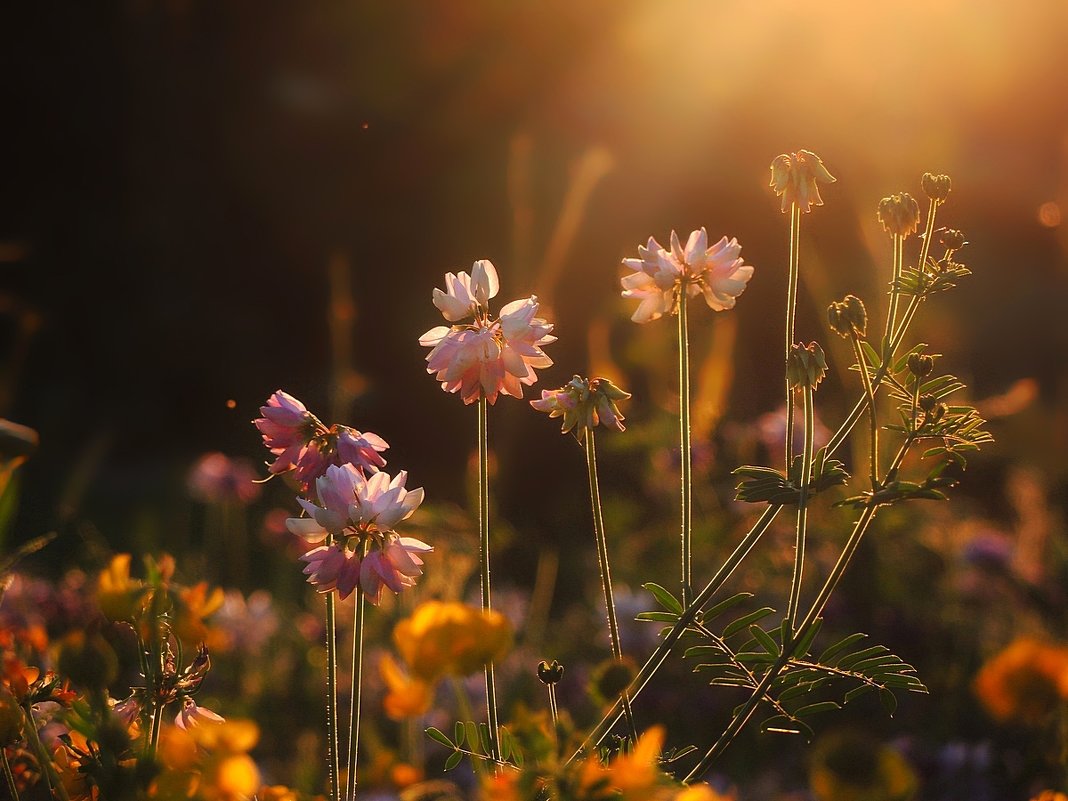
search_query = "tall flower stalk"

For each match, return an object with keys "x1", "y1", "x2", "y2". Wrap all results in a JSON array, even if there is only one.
[
  {"x1": 622, "y1": 228, "x2": 754, "y2": 606},
  {"x1": 532, "y1": 375, "x2": 635, "y2": 738},
  {"x1": 421, "y1": 259, "x2": 554, "y2": 766}
]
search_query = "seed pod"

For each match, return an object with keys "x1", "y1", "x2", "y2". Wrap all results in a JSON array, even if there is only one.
[
  {"x1": 537, "y1": 660, "x2": 564, "y2": 686},
  {"x1": 921, "y1": 172, "x2": 952, "y2": 203}
]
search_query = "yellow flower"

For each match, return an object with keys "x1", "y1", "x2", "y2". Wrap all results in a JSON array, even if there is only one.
[
  {"x1": 809, "y1": 731, "x2": 917, "y2": 801},
  {"x1": 673, "y1": 786, "x2": 733, "y2": 801},
  {"x1": 393, "y1": 601, "x2": 512, "y2": 681},
  {"x1": 974, "y1": 637, "x2": 1068, "y2": 725},
  {"x1": 176, "y1": 581, "x2": 226, "y2": 645},
  {"x1": 380, "y1": 655, "x2": 433, "y2": 720},
  {"x1": 96, "y1": 554, "x2": 148, "y2": 622},
  {"x1": 201, "y1": 754, "x2": 261, "y2": 801}
]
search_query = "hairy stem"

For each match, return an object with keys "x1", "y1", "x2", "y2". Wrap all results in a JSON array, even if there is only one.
[
  {"x1": 478, "y1": 396, "x2": 502, "y2": 765},
  {"x1": 345, "y1": 583, "x2": 366, "y2": 801},
  {"x1": 678, "y1": 291, "x2": 693, "y2": 607},
  {"x1": 1, "y1": 748, "x2": 18, "y2": 801},
  {"x1": 585, "y1": 428, "x2": 637, "y2": 742},
  {"x1": 786, "y1": 384, "x2": 815, "y2": 633},
  {"x1": 850, "y1": 334, "x2": 880, "y2": 488},
  {"x1": 325, "y1": 586, "x2": 340, "y2": 801},
  {"x1": 883, "y1": 233, "x2": 904, "y2": 355},
  {"x1": 784, "y1": 202, "x2": 801, "y2": 467}
]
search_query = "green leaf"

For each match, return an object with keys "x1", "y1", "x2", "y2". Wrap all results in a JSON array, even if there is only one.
[
  {"x1": 703, "y1": 592, "x2": 754, "y2": 622},
  {"x1": 723, "y1": 607, "x2": 777, "y2": 638},
  {"x1": 426, "y1": 727, "x2": 454, "y2": 749},
  {"x1": 735, "y1": 651, "x2": 777, "y2": 665},
  {"x1": 636, "y1": 611, "x2": 678, "y2": 623},
  {"x1": 760, "y1": 715, "x2": 813, "y2": 739},
  {"x1": 791, "y1": 619, "x2": 823, "y2": 658},
  {"x1": 879, "y1": 688, "x2": 898, "y2": 716},
  {"x1": 750, "y1": 625, "x2": 780, "y2": 656},
  {"x1": 454, "y1": 720, "x2": 465, "y2": 745},
  {"x1": 465, "y1": 721, "x2": 480, "y2": 753},
  {"x1": 794, "y1": 701, "x2": 841, "y2": 717},
  {"x1": 843, "y1": 685, "x2": 875, "y2": 704},
  {"x1": 838, "y1": 645, "x2": 890, "y2": 670},
  {"x1": 643, "y1": 582, "x2": 683, "y2": 615},
  {"x1": 479, "y1": 723, "x2": 492, "y2": 756},
  {"x1": 818, "y1": 633, "x2": 868, "y2": 664},
  {"x1": 444, "y1": 751, "x2": 463, "y2": 771}
]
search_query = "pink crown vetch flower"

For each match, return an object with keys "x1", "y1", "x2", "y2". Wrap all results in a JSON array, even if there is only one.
[
  {"x1": 621, "y1": 229, "x2": 754, "y2": 323},
  {"x1": 254, "y1": 390, "x2": 389, "y2": 491},
  {"x1": 531, "y1": 376, "x2": 631, "y2": 438},
  {"x1": 420, "y1": 260, "x2": 555, "y2": 404},
  {"x1": 286, "y1": 464, "x2": 431, "y2": 603}
]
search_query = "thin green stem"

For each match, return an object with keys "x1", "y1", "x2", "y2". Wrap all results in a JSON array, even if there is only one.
[
  {"x1": 570, "y1": 504, "x2": 782, "y2": 760},
  {"x1": 2, "y1": 747, "x2": 20, "y2": 801},
  {"x1": 850, "y1": 334, "x2": 880, "y2": 489},
  {"x1": 149, "y1": 701, "x2": 165, "y2": 756},
  {"x1": 786, "y1": 385, "x2": 815, "y2": 633},
  {"x1": 677, "y1": 291, "x2": 693, "y2": 607},
  {"x1": 477, "y1": 396, "x2": 502, "y2": 765},
  {"x1": 784, "y1": 202, "x2": 801, "y2": 468},
  {"x1": 584, "y1": 428, "x2": 637, "y2": 742},
  {"x1": 345, "y1": 583, "x2": 366, "y2": 801},
  {"x1": 21, "y1": 702, "x2": 68, "y2": 801},
  {"x1": 883, "y1": 234, "x2": 904, "y2": 355},
  {"x1": 325, "y1": 583, "x2": 341, "y2": 801}
]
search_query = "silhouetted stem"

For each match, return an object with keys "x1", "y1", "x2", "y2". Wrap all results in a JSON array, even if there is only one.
[
  {"x1": 345, "y1": 583, "x2": 366, "y2": 801},
  {"x1": 325, "y1": 565, "x2": 340, "y2": 801},
  {"x1": 850, "y1": 334, "x2": 879, "y2": 488},
  {"x1": 678, "y1": 291, "x2": 693, "y2": 606},
  {"x1": 1, "y1": 748, "x2": 17, "y2": 801},
  {"x1": 477, "y1": 396, "x2": 502, "y2": 765},
  {"x1": 786, "y1": 384, "x2": 814, "y2": 633},
  {"x1": 784, "y1": 202, "x2": 801, "y2": 467},
  {"x1": 584, "y1": 428, "x2": 637, "y2": 742}
]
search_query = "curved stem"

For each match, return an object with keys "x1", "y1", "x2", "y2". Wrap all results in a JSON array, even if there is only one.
[
  {"x1": 678, "y1": 293, "x2": 693, "y2": 607},
  {"x1": 345, "y1": 579, "x2": 367, "y2": 801},
  {"x1": 324, "y1": 574, "x2": 340, "y2": 801},
  {"x1": 21, "y1": 701, "x2": 68, "y2": 801},
  {"x1": 149, "y1": 701, "x2": 165, "y2": 756},
  {"x1": 786, "y1": 385, "x2": 814, "y2": 633},
  {"x1": 584, "y1": 428, "x2": 637, "y2": 742},
  {"x1": 784, "y1": 202, "x2": 801, "y2": 467},
  {"x1": 850, "y1": 334, "x2": 880, "y2": 489},
  {"x1": 477, "y1": 396, "x2": 502, "y2": 765},
  {"x1": 570, "y1": 504, "x2": 782, "y2": 761}
]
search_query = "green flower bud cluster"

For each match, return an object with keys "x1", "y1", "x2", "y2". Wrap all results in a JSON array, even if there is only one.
[
  {"x1": 827, "y1": 295, "x2": 868, "y2": 338},
  {"x1": 878, "y1": 193, "x2": 921, "y2": 237},
  {"x1": 787, "y1": 342, "x2": 827, "y2": 391}
]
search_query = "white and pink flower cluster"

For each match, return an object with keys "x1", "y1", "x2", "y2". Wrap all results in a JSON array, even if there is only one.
[
  {"x1": 255, "y1": 391, "x2": 431, "y2": 605},
  {"x1": 621, "y1": 228, "x2": 754, "y2": 323},
  {"x1": 254, "y1": 390, "x2": 388, "y2": 491},
  {"x1": 288, "y1": 465, "x2": 431, "y2": 604},
  {"x1": 419, "y1": 259, "x2": 555, "y2": 405}
]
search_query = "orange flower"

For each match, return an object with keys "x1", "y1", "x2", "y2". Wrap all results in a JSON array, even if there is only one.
[
  {"x1": 380, "y1": 655, "x2": 433, "y2": 720},
  {"x1": 974, "y1": 637, "x2": 1068, "y2": 725},
  {"x1": 610, "y1": 726, "x2": 666, "y2": 800},
  {"x1": 95, "y1": 554, "x2": 148, "y2": 622},
  {"x1": 176, "y1": 581, "x2": 225, "y2": 645}
]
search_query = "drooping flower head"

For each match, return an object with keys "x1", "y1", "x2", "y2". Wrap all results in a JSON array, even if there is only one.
[
  {"x1": 769, "y1": 150, "x2": 836, "y2": 213},
  {"x1": 286, "y1": 464, "x2": 431, "y2": 604},
  {"x1": 621, "y1": 229, "x2": 754, "y2": 323},
  {"x1": 253, "y1": 390, "x2": 388, "y2": 491},
  {"x1": 531, "y1": 375, "x2": 631, "y2": 438},
  {"x1": 420, "y1": 260, "x2": 555, "y2": 405}
]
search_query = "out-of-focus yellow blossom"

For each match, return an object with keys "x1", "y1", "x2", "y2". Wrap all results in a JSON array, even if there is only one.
[
  {"x1": 1032, "y1": 792, "x2": 1068, "y2": 801},
  {"x1": 393, "y1": 601, "x2": 512, "y2": 681},
  {"x1": 96, "y1": 554, "x2": 148, "y2": 622},
  {"x1": 390, "y1": 762, "x2": 423, "y2": 789},
  {"x1": 201, "y1": 753, "x2": 261, "y2": 801},
  {"x1": 380, "y1": 655, "x2": 433, "y2": 720},
  {"x1": 610, "y1": 726, "x2": 666, "y2": 801},
  {"x1": 672, "y1": 785, "x2": 734, "y2": 801},
  {"x1": 974, "y1": 637, "x2": 1068, "y2": 725},
  {"x1": 258, "y1": 786, "x2": 300, "y2": 801},
  {"x1": 481, "y1": 771, "x2": 522, "y2": 801},
  {"x1": 809, "y1": 732, "x2": 917, "y2": 801},
  {"x1": 176, "y1": 581, "x2": 226, "y2": 645},
  {"x1": 188, "y1": 718, "x2": 260, "y2": 754}
]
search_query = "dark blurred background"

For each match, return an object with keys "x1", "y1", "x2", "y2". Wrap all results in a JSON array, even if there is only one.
[{"x1": 2, "y1": 0, "x2": 1067, "y2": 566}]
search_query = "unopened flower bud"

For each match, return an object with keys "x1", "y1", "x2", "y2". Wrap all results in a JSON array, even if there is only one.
[
  {"x1": 827, "y1": 295, "x2": 868, "y2": 338},
  {"x1": 907, "y1": 353, "x2": 935, "y2": 377},
  {"x1": 537, "y1": 659, "x2": 564, "y2": 686},
  {"x1": 878, "y1": 193, "x2": 921, "y2": 237},
  {"x1": 787, "y1": 342, "x2": 827, "y2": 390},
  {"x1": 921, "y1": 173, "x2": 952, "y2": 203},
  {"x1": 589, "y1": 657, "x2": 637, "y2": 705},
  {"x1": 940, "y1": 229, "x2": 966, "y2": 251},
  {"x1": 919, "y1": 394, "x2": 938, "y2": 413},
  {"x1": 928, "y1": 403, "x2": 947, "y2": 423}
]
